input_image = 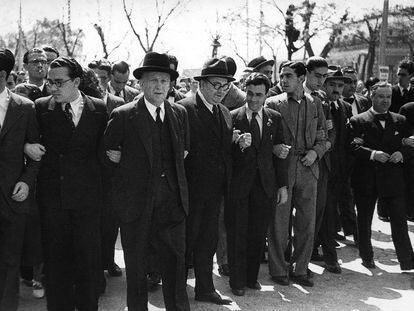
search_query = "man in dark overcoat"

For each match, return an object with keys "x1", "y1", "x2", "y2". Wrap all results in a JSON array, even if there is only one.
[
  {"x1": 178, "y1": 58, "x2": 242, "y2": 305},
  {"x1": 35, "y1": 57, "x2": 108, "y2": 311},
  {"x1": 349, "y1": 82, "x2": 414, "y2": 270},
  {"x1": 0, "y1": 49, "x2": 40, "y2": 311},
  {"x1": 103, "y1": 52, "x2": 190, "y2": 311}
]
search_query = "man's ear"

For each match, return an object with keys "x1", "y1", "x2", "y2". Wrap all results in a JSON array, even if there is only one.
[
  {"x1": 23, "y1": 63, "x2": 28, "y2": 72},
  {"x1": 0, "y1": 70, "x2": 7, "y2": 82}
]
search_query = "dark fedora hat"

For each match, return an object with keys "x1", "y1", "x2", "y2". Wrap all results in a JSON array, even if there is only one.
[
  {"x1": 325, "y1": 65, "x2": 352, "y2": 82},
  {"x1": 193, "y1": 58, "x2": 235, "y2": 82},
  {"x1": 247, "y1": 56, "x2": 274, "y2": 71},
  {"x1": 133, "y1": 52, "x2": 179, "y2": 80}
]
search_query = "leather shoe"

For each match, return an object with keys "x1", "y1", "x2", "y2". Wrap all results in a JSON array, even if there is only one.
[
  {"x1": 378, "y1": 215, "x2": 390, "y2": 222},
  {"x1": 247, "y1": 281, "x2": 261, "y2": 290},
  {"x1": 311, "y1": 252, "x2": 324, "y2": 262},
  {"x1": 195, "y1": 291, "x2": 232, "y2": 305},
  {"x1": 335, "y1": 233, "x2": 346, "y2": 241},
  {"x1": 291, "y1": 275, "x2": 314, "y2": 287},
  {"x1": 107, "y1": 263, "x2": 122, "y2": 277},
  {"x1": 231, "y1": 288, "x2": 245, "y2": 296},
  {"x1": 271, "y1": 276, "x2": 289, "y2": 286},
  {"x1": 325, "y1": 262, "x2": 342, "y2": 274},
  {"x1": 147, "y1": 272, "x2": 161, "y2": 292},
  {"x1": 361, "y1": 259, "x2": 376, "y2": 269},
  {"x1": 218, "y1": 264, "x2": 230, "y2": 276}
]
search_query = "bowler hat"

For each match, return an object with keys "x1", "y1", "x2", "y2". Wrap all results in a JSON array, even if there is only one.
[
  {"x1": 325, "y1": 65, "x2": 352, "y2": 82},
  {"x1": 133, "y1": 52, "x2": 179, "y2": 80},
  {"x1": 247, "y1": 56, "x2": 274, "y2": 71},
  {"x1": 193, "y1": 58, "x2": 235, "y2": 82}
]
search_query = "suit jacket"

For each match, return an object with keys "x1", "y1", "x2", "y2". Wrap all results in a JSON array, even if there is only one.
[
  {"x1": 103, "y1": 97, "x2": 190, "y2": 223},
  {"x1": 390, "y1": 85, "x2": 414, "y2": 113},
  {"x1": 354, "y1": 93, "x2": 371, "y2": 114},
  {"x1": 349, "y1": 110, "x2": 412, "y2": 197},
  {"x1": 35, "y1": 94, "x2": 108, "y2": 214},
  {"x1": 329, "y1": 99, "x2": 352, "y2": 176},
  {"x1": 230, "y1": 106, "x2": 288, "y2": 200},
  {"x1": 0, "y1": 91, "x2": 40, "y2": 220},
  {"x1": 222, "y1": 83, "x2": 245, "y2": 111},
  {"x1": 265, "y1": 93, "x2": 327, "y2": 179},
  {"x1": 178, "y1": 93, "x2": 233, "y2": 201},
  {"x1": 106, "y1": 93, "x2": 125, "y2": 115}
]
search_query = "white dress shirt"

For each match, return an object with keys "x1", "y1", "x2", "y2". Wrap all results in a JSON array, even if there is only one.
[
  {"x1": 245, "y1": 103, "x2": 263, "y2": 137},
  {"x1": 62, "y1": 91, "x2": 84, "y2": 127},
  {"x1": 144, "y1": 97, "x2": 165, "y2": 122},
  {"x1": 0, "y1": 88, "x2": 10, "y2": 127}
]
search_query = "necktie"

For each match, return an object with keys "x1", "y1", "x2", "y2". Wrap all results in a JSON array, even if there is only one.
[
  {"x1": 115, "y1": 90, "x2": 121, "y2": 97},
  {"x1": 212, "y1": 105, "x2": 220, "y2": 126},
  {"x1": 156, "y1": 107, "x2": 163, "y2": 128},
  {"x1": 251, "y1": 112, "x2": 261, "y2": 150},
  {"x1": 343, "y1": 97, "x2": 354, "y2": 105},
  {"x1": 402, "y1": 89, "x2": 408, "y2": 98},
  {"x1": 375, "y1": 113, "x2": 388, "y2": 122},
  {"x1": 64, "y1": 103, "x2": 75, "y2": 129},
  {"x1": 330, "y1": 102, "x2": 338, "y2": 118}
]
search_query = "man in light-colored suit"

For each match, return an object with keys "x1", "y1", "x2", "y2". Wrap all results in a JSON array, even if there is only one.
[{"x1": 265, "y1": 61, "x2": 327, "y2": 287}]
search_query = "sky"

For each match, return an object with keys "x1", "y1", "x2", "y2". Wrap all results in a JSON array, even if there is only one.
[{"x1": 0, "y1": 0, "x2": 412, "y2": 78}]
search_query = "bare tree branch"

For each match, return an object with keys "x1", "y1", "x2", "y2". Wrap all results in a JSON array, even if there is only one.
[{"x1": 122, "y1": 0, "x2": 148, "y2": 52}]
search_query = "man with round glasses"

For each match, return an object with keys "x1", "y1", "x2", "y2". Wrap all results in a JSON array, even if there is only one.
[
  {"x1": 178, "y1": 58, "x2": 250, "y2": 305},
  {"x1": 35, "y1": 57, "x2": 108, "y2": 311}
]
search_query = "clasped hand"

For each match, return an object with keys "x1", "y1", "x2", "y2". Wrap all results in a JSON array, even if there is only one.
[{"x1": 374, "y1": 151, "x2": 403, "y2": 163}]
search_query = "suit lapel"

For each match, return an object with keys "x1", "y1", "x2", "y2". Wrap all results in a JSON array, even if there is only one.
[
  {"x1": 382, "y1": 112, "x2": 396, "y2": 143},
  {"x1": 131, "y1": 97, "x2": 153, "y2": 167},
  {"x1": 195, "y1": 94, "x2": 221, "y2": 138},
  {"x1": 235, "y1": 106, "x2": 250, "y2": 134},
  {"x1": 278, "y1": 94, "x2": 296, "y2": 138},
  {"x1": 165, "y1": 101, "x2": 179, "y2": 156},
  {"x1": 260, "y1": 109, "x2": 270, "y2": 150},
  {"x1": 0, "y1": 92, "x2": 24, "y2": 141}
]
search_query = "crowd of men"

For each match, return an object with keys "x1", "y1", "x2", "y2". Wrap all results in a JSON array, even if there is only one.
[{"x1": 1, "y1": 44, "x2": 414, "y2": 311}]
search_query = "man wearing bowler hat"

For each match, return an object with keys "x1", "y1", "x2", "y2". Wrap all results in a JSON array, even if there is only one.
[
  {"x1": 178, "y1": 58, "x2": 250, "y2": 305},
  {"x1": 103, "y1": 52, "x2": 190, "y2": 311}
]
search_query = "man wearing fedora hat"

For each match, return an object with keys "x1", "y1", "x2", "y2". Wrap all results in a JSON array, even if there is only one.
[
  {"x1": 178, "y1": 57, "x2": 250, "y2": 305},
  {"x1": 103, "y1": 52, "x2": 190, "y2": 311},
  {"x1": 315, "y1": 66, "x2": 353, "y2": 273},
  {"x1": 248, "y1": 56, "x2": 275, "y2": 82}
]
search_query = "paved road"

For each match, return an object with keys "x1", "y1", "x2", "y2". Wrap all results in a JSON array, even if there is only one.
[{"x1": 19, "y1": 216, "x2": 414, "y2": 311}]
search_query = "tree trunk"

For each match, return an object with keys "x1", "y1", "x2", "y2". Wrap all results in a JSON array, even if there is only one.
[{"x1": 366, "y1": 40, "x2": 376, "y2": 79}]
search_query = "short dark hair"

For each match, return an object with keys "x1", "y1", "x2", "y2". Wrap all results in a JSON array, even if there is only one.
[
  {"x1": 398, "y1": 59, "x2": 414, "y2": 75},
  {"x1": 245, "y1": 72, "x2": 271, "y2": 93},
  {"x1": 281, "y1": 61, "x2": 306, "y2": 77},
  {"x1": 23, "y1": 48, "x2": 46, "y2": 64},
  {"x1": 0, "y1": 48, "x2": 15, "y2": 77},
  {"x1": 168, "y1": 55, "x2": 179, "y2": 71},
  {"x1": 306, "y1": 56, "x2": 328, "y2": 72},
  {"x1": 79, "y1": 68, "x2": 103, "y2": 99},
  {"x1": 42, "y1": 45, "x2": 59, "y2": 57},
  {"x1": 365, "y1": 76, "x2": 380, "y2": 89},
  {"x1": 111, "y1": 61, "x2": 130, "y2": 75},
  {"x1": 50, "y1": 57, "x2": 84, "y2": 80}
]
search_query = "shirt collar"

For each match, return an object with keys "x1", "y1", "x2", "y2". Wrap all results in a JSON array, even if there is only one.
[
  {"x1": 303, "y1": 82, "x2": 313, "y2": 95},
  {"x1": 0, "y1": 88, "x2": 9, "y2": 106},
  {"x1": 144, "y1": 96, "x2": 164, "y2": 117},
  {"x1": 398, "y1": 83, "x2": 411, "y2": 93},
  {"x1": 62, "y1": 91, "x2": 82, "y2": 111},
  {"x1": 197, "y1": 90, "x2": 214, "y2": 112},
  {"x1": 370, "y1": 107, "x2": 387, "y2": 115},
  {"x1": 245, "y1": 103, "x2": 263, "y2": 120},
  {"x1": 108, "y1": 82, "x2": 123, "y2": 96}
]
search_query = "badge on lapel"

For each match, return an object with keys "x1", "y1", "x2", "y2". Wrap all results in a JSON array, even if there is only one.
[
  {"x1": 267, "y1": 119, "x2": 273, "y2": 127},
  {"x1": 394, "y1": 131, "x2": 399, "y2": 136}
]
